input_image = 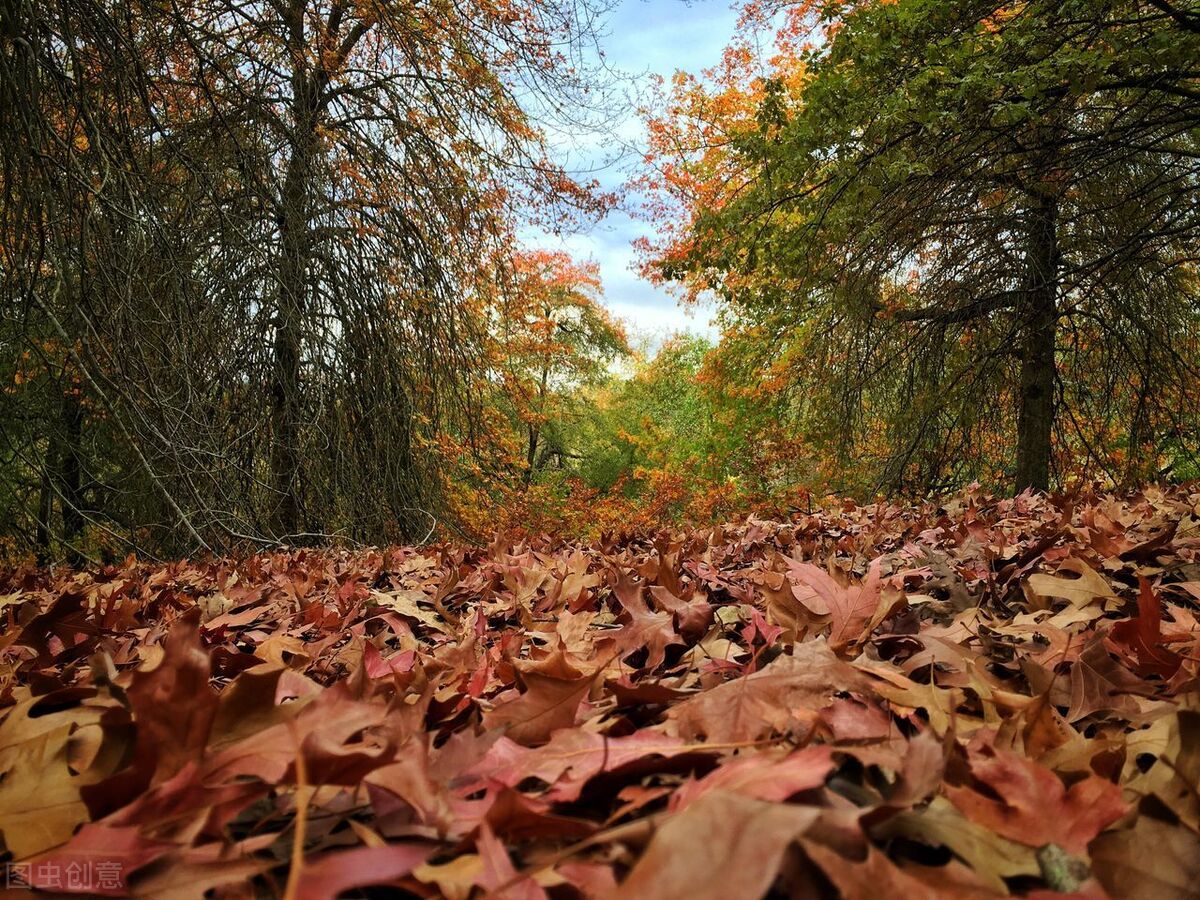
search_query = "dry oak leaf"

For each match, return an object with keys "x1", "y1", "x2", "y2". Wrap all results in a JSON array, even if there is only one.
[
  {"x1": 204, "y1": 682, "x2": 392, "y2": 785},
  {"x1": 1090, "y1": 814, "x2": 1200, "y2": 900},
  {"x1": 1121, "y1": 710, "x2": 1200, "y2": 833},
  {"x1": 854, "y1": 663, "x2": 969, "y2": 736},
  {"x1": 468, "y1": 729, "x2": 691, "y2": 803},
  {"x1": 756, "y1": 570, "x2": 811, "y2": 641},
  {"x1": 0, "y1": 718, "x2": 91, "y2": 859},
  {"x1": 611, "y1": 574, "x2": 683, "y2": 669},
  {"x1": 802, "y1": 840, "x2": 1002, "y2": 900},
  {"x1": 475, "y1": 819, "x2": 548, "y2": 900},
  {"x1": 0, "y1": 691, "x2": 118, "y2": 859},
  {"x1": 1064, "y1": 639, "x2": 1147, "y2": 722},
  {"x1": 610, "y1": 790, "x2": 821, "y2": 900},
  {"x1": 667, "y1": 641, "x2": 869, "y2": 743},
  {"x1": 123, "y1": 614, "x2": 220, "y2": 787},
  {"x1": 370, "y1": 589, "x2": 450, "y2": 634},
  {"x1": 873, "y1": 796, "x2": 1041, "y2": 893},
  {"x1": 100, "y1": 759, "x2": 268, "y2": 844},
  {"x1": 414, "y1": 854, "x2": 485, "y2": 900},
  {"x1": 819, "y1": 695, "x2": 894, "y2": 741},
  {"x1": 1025, "y1": 558, "x2": 1115, "y2": 610},
  {"x1": 128, "y1": 858, "x2": 275, "y2": 899},
  {"x1": 363, "y1": 737, "x2": 456, "y2": 833},
  {"x1": 291, "y1": 842, "x2": 434, "y2": 900},
  {"x1": 648, "y1": 583, "x2": 713, "y2": 641},
  {"x1": 944, "y1": 741, "x2": 1126, "y2": 855},
  {"x1": 25, "y1": 823, "x2": 174, "y2": 895},
  {"x1": 669, "y1": 745, "x2": 834, "y2": 809},
  {"x1": 785, "y1": 557, "x2": 889, "y2": 650},
  {"x1": 1107, "y1": 579, "x2": 1184, "y2": 679},
  {"x1": 126, "y1": 852, "x2": 276, "y2": 900},
  {"x1": 482, "y1": 649, "x2": 607, "y2": 746}
]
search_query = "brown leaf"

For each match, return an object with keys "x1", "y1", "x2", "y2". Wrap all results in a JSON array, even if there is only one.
[
  {"x1": 670, "y1": 746, "x2": 833, "y2": 808},
  {"x1": 0, "y1": 718, "x2": 90, "y2": 859},
  {"x1": 944, "y1": 741, "x2": 1125, "y2": 854},
  {"x1": 475, "y1": 820, "x2": 547, "y2": 899},
  {"x1": 0, "y1": 692, "x2": 118, "y2": 858},
  {"x1": 1108, "y1": 579, "x2": 1183, "y2": 679},
  {"x1": 1065, "y1": 639, "x2": 1145, "y2": 722},
  {"x1": 874, "y1": 797, "x2": 1041, "y2": 893},
  {"x1": 611, "y1": 790, "x2": 820, "y2": 900},
  {"x1": 612, "y1": 575, "x2": 683, "y2": 669},
  {"x1": 26, "y1": 824, "x2": 174, "y2": 894},
  {"x1": 1091, "y1": 815, "x2": 1200, "y2": 900},
  {"x1": 126, "y1": 615, "x2": 219, "y2": 786},
  {"x1": 668, "y1": 641, "x2": 867, "y2": 742},
  {"x1": 129, "y1": 854, "x2": 275, "y2": 900},
  {"x1": 802, "y1": 841, "x2": 1001, "y2": 900},
  {"x1": 785, "y1": 558, "x2": 886, "y2": 649},
  {"x1": 292, "y1": 843, "x2": 433, "y2": 900},
  {"x1": 1025, "y1": 558, "x2": 1115, "y2": 610},
  {"x1": 468, "y1": 729, "x2": 690, "y2": 803},
  {"x1": 482, "y1": 650, "x2": 604, "y2": 746}
]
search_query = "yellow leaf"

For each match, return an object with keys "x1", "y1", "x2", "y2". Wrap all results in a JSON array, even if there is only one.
[{"x1": 1026, "y1": 558, "x2": 1114, "y2": 609}]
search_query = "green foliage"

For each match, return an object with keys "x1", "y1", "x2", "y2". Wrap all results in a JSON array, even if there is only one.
[{"x1": 568, "y1": 334, "x2": 716, "y2": 493}]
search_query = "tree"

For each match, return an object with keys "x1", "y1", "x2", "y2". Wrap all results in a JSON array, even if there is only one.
[
  {"x1": 497, "y1": 250, "x2": 629, "y2": 488},
  {"x1": 1, "y1": 0, "x2": 614, "y2": 557},
  {"x1": 642, "y1": 0, "x2": 1200, "y2": 494}
]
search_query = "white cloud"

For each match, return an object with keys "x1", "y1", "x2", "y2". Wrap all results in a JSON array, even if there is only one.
[{"x1": 526, "y1": 0, "x2": 738, "y2": 347}]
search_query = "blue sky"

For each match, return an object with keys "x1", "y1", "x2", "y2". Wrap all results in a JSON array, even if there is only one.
[{"x1": 533, "y1": 0, "x2": 742, "y2": 345}]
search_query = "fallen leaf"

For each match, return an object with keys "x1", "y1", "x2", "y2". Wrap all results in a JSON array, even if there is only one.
[
  {"x1": 1091, "y1": 815, "x2": 1200, "y2": 900},
  {"x1": 612, "y1": 790, "x2": 820, "y2": 900},
  {"x1": 1108, "y1": 579, "x2": 1183, "y2": 678},
  {"x1": 291, "y1": 843, "x2": 433, "y2": 900},
  {"x1": 483, "y1": 651, "x2": 604, "y2": 746},
  {"x1": 668, "y1": 642, "x2": 866, "y2": 742},
  {"x1": 944, "y1": 741, "x2": 1125, "y2": 854},
  {"x1": 1026, "y1": 558, "x2": 1115, "y2": 610},
  {"x1": 785, "y1": 558, "x2": 886, "y2": 649},
  {"x1": 670, "y1": 745, "x2": 833, "y2": 808}
]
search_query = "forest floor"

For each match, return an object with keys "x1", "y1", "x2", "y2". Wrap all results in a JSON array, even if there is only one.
[{"x1": 1, "y1": 487, "x2": 1198, "y2": 898}]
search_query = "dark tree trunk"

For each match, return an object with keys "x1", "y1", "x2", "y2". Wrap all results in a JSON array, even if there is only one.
[
  {"x1": 524, "y1": 422, "x2": 539, "y2": 488},
  {"x1": 269, "y1": 229, "x2": 303, "y2": 539},
  {"x1": 1125, "y1": 373, "x2": 1152, "y2": 485},
  {"x1": 1013, "y1": 193, "x2": 1059, "y2": 493},
  {"x1": 269, "y1": 24, "x2": 317, "y2": 541},
  {"x1": 523, "y1": 361, "x2": 550, "y2": 488},
  {"x1": 61, "y1": 392, "x2": 84, "y2": 538},
  {"x1": 35, "y1": 430, "x2": 58, "y2": 563}
]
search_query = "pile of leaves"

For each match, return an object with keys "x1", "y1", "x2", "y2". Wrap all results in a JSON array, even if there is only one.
[{"x1": 1, "y1": 486, "x2": 1198, "y2": 898}]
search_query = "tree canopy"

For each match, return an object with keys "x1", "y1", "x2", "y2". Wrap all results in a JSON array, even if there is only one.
[{"x1": 641, "y1": 0, "x2": 1200, "y2": 495}]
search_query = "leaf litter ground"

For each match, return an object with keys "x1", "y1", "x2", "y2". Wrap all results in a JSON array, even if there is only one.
[{"x1": 1, "y1": 487, "x2": 1199, "y2": 898}]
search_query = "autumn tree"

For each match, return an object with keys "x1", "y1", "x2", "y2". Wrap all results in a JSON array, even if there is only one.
[
  {"x1": 642, "y1": 0, "x2": 1200, "y2": 494},
  {"x1": 0, "y1": 0, "x2": 223, "y2": 560},
  {"x1": 496, "y1": 250, "x2": 629, "y2": 488},
  {"x1": 1, "y1": 0, "x2": 615, "y2": 557}
]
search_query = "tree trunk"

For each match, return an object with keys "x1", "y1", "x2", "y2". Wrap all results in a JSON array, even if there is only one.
[
  {"x1": 523, "y1": 359, "x2": 550, "y2": 488},
  {"x1": 35, "y1": 429, "x2": 59, "y2": 563},
  {"x1": 524, "y1": 422, "x2": 539, "y2": 488},
  {"x1": 61, "y1": 391, "x2": 84, "y2": 537},
  {"x1": 1125, "y1": 371, "x2": 1152, "y2": 485},
  {"x1": 269, "y1": 29, "x2": 317, "y2": 540},
  {"x1": 1013, "y1": 193, "x2": 1059, "y2": 493},
  {"x1": 269, "y1": 232, "x2": 303, "y2": 539}
]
